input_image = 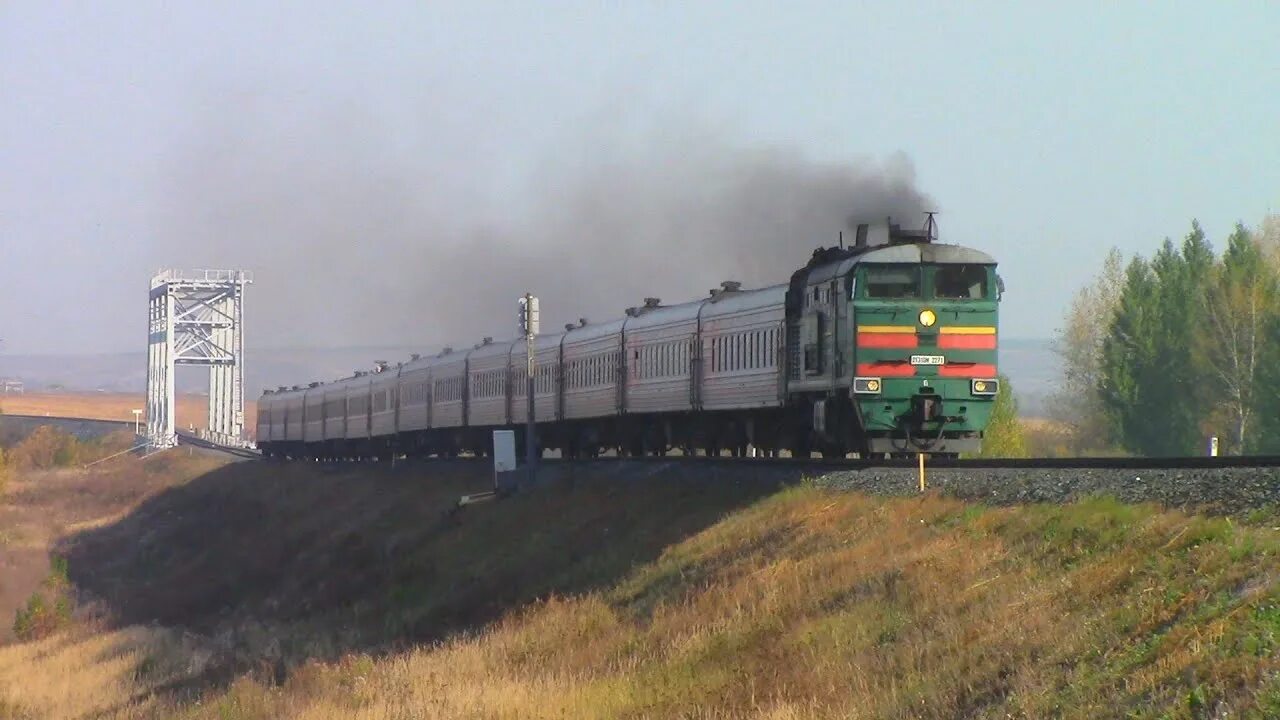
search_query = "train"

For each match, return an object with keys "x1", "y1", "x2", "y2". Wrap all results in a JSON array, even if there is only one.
[{"x1": 257, "y1": 217, "x2": 1002, "y2": 460}]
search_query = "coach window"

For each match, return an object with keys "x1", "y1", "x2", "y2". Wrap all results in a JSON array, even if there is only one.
[
  {"x1": 864, "y1": 265, "x2": 921, "y2": 299},
  {"x1": 933, "y1": 264, "x2": 990, "y2": 300}
]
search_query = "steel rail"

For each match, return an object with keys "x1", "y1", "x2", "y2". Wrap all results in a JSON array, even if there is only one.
[
  {"x1": 175, "y1": 431, "x2": 261, "y2": 460},
  {"x1": 555, "y1": 454, "x2": 1280, "y2": 470},
  {"x1": 393, "y1": 453, "x2": 1280, "y2": 471}
]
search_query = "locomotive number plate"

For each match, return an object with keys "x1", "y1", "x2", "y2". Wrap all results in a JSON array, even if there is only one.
[{"x1": 910, "y1": 355, "x2": 946, "y2": 366}]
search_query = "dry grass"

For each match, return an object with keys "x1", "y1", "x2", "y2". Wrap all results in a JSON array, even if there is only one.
[
  {"x1": 0, "y1": 392, "x2": 256, "y2": 434},
  {"x1": 3, "y1": 483, "x2": 1280, "y2": 719}
]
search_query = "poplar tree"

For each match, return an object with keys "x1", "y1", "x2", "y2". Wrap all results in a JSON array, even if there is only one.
[
  {"x1": 1151, "y1": 222, "x2": 1215, "y2": 454},
  {"x1": 1253, "y1": 312, "x2": 1280, "y2": 452},
  {"x1": 1051, "y1": 248, "x2": 1126, "y2": 451},
  {"x1": 1202, "y1": 223, "x2": 1277, "y2": 452},
  {"x1": 1100, "y1": 257, "x2": 1163, "y2": 454}
]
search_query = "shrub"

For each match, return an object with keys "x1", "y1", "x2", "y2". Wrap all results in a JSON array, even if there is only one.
[
  {"x1": 12, "y1": 556, "x2": 74, "y2": 642},
  {"x1": 2, "y1": 426, "x2": 133, "y2": 469},
  {"x1": 8, "y1": 426, "x2": 81, "y2": 469},
  {"x1": 979, "y1": 374, "x2": 1029, "y2": 458}
]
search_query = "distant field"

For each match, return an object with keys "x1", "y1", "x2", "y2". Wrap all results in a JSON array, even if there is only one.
[{"x1": 0, "y1": 392, "x2": 257, "y2": 432}]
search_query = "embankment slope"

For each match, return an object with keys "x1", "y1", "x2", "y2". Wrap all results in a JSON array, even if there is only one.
[{"x1": 1, "y1": 459, "x2": 1278, "y2": 718}]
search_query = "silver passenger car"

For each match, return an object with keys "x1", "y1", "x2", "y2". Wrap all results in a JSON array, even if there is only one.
[
  {"x1": 430, "y1": 348, "x2": 469, "y2": 429},
  {"x1": 255, "y1": 394, "x2": 272, "y2": 441},
  {"x1": 561, "y1": 318, "x2": 624, "y2": 420},
  {"x1": 344, "y1": 376, "x2": 371, "y2": 442},
  {"x1": 624, "y1": 301, "x2": 701, "y2": 415},
  {"x1": 303, "y1": 384, "x2": 326, "y2": 444},
  {"x1": 322, "y1": 381, "x2": 348, "y2": 441},
  {"x1": 510, "y1": 332, "x2": 565, "y2": 423},
  {"x1": 698, "y1": 285, "x2": 787, "y2": 411},
  {"x1": 281, "y1": 389, "x2": 306, "y2": 443},
  {"x1": 467, "y1": 338, "x2": 516, "y2": 427},
  {"x1": 369, "y1": 367, "x2": 400, "y2": 438},
  {"x1": 396, "y1": 355, "x2": 433, "y2": 433}
]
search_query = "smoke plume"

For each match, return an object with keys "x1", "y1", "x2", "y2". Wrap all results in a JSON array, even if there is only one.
[{"x1": 153, "y1": 102, "x2": 933, "y2": 356}]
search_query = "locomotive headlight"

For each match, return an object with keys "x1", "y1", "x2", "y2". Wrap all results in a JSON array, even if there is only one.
[
  {"x1": 854, "y1": 377, "x2": 882, "y2": 394},
  {"x1": 972, "y1": 378, "x2": 999, "y2": 396},
  {"x1": 919, "y1": 309, "x2": 937, "y2": 327}
]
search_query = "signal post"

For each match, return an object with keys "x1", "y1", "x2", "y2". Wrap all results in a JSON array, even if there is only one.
[{"x1": 518, "y1": 293, "x2": 540, "y2": 487}]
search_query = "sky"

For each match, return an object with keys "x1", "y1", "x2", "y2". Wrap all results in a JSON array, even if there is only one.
[{"x1": 2, "y1": 1, "x2": 1278, "y2": 356}]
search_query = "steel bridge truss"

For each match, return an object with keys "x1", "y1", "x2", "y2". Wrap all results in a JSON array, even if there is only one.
[{"x1": 146, "y1": 269, "x2": 252, "y2": 448}]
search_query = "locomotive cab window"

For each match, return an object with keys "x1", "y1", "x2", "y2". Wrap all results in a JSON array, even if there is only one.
[
  {"x1": 863, "y1": 266, "x2": 921, "y2": 298},
  {"x1": 934, "y1": 265, "x2": 990, "y2": 299}
]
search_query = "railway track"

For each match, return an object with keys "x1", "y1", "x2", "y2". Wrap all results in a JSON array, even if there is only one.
[
  {"x1": 174, "y1": 432, "x2": 262, "y2": 460},
  {"x1": 301, "y1": 452, "x2": 1280, "y2": 472},
  {"x1": 538, "y1": 453, "x2": 1280, "y2": 471}
]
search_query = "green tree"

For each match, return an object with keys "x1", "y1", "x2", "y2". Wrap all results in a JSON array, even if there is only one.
[
  {"x1": 1253, "y1": 311, "x2": 1280, "y2": 452},
  {"x1": 1102, "y1": 221, "x2": 1216, "y2": 456},
  {"x1": 1051, "y1": 248, "x2": 1126, "y2": 452},
  {"x1": 979, "y1": 374, "x2": 1028, "y2": 458},
  {"x1": 1258, "y1": 212, "x2": 1280, "y2": 270},
  {"x1": 1202, "y1": 223, "x2": 1278, "y2": 452},
  {"x1": 1150, "y1": 222, "x2": 1216, "y2": 454},
  {"x1": 1250, "y1": 212, "x2": 1280, "y2": 452},
  {"x1": 1100, "y1": 256, "x2": 1163, "y2": 455},
  {"x1": 1082, "y1": 216, "x2": 1280, "y2": 456}
]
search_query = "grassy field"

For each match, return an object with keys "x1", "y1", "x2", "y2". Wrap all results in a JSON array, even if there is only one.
[
  {"x1": 1, "y1": 455, "x2": 1279, "y2": 718},
  {"x1": 0, "y1": 392, "x2": 256, "y2": 433}
]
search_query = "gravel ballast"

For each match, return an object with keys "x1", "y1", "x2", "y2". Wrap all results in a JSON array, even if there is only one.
[
  {"x1": 812, "y1": 466, "x2": 1280, "y2": 515},
  {"x1": 540, "y1": 460, "x2": 1280, "y2": 516}
]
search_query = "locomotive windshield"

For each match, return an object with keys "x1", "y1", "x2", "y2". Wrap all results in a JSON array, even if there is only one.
[
  {"x1": 864, "y1": 266, "x2": 921, "y2": 298},
  {"x1": 860, "y1": 264, "x2": 995, "y2": 300},
  {"x1": 933, "y1": 264, "x2": 989, "y2": 299}
]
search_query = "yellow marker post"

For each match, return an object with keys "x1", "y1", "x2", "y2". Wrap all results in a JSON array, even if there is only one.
[{"x1": 918, "y1": 452, "x2": 926, "y2": 492}]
